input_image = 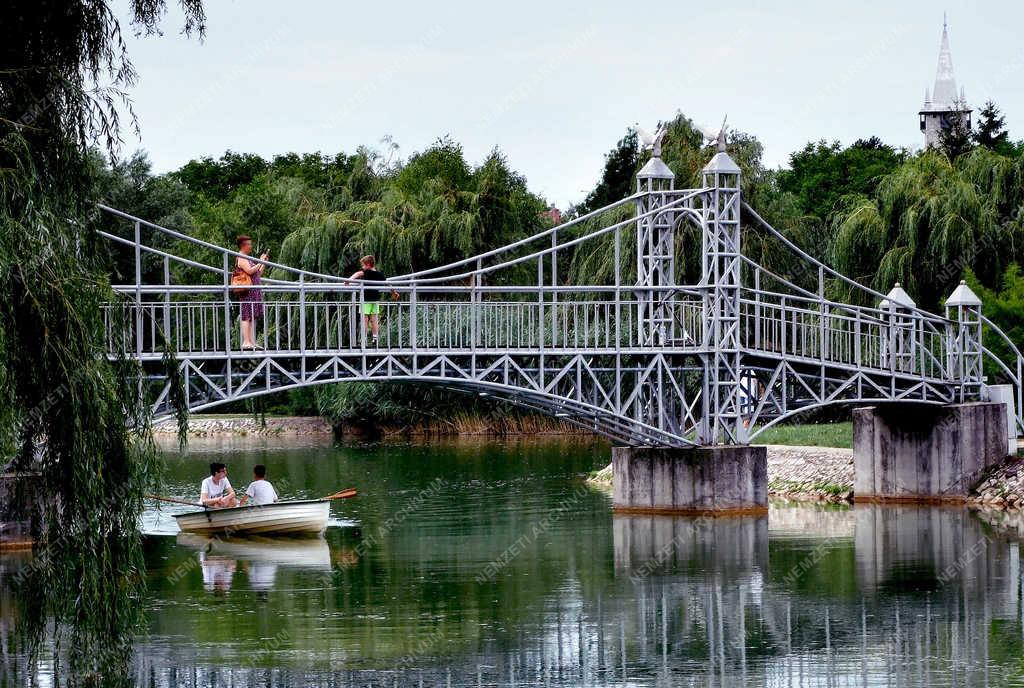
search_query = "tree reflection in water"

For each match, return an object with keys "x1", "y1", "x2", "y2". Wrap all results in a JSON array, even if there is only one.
[{"x1": 4, "y1": 440, "x2": 1024, "y2": 686}]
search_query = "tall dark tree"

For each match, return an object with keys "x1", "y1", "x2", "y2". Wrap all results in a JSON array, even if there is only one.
[
  {"x1": 974, "y1": 100, "x2": 1013, "y2": 155},
  {"x1": 938, "y1": 101, "x2": 975, "y2": 160},
  {"x1": 1, "y1": 2, "x2": 203, "y2": 684},
  {"x1": 573, "y1": 130, "x2": 639, "y2": 216}
]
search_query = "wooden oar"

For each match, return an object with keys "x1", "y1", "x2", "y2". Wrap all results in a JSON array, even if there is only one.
[
  {"x1": 321, "y1": 488, "x2": 357, "y2": 501},
  {"x1": 147, "y1": 493, "x2": 206, "y2": 509}
]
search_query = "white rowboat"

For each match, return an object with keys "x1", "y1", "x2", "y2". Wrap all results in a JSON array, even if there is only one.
[{"x1": 173, "y1": 499, "x2": 330, "y2": 536}]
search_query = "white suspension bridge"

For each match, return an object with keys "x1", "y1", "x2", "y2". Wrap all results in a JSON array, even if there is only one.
[{"x1": 100, "y1": 139, "x2": 1024, "y2": 449}]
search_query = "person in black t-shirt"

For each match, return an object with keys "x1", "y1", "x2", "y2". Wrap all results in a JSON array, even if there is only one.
[{"x1": 349, "y1": 255, "x2": 397, "y2": 344}]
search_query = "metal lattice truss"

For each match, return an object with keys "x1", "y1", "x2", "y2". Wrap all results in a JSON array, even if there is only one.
[{"x1": 99, "y1": 145, "x2": 1024, "y2": 446}]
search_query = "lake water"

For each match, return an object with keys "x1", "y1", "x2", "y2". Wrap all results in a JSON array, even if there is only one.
[{"x1": 3, "y1": 436, "x2": 1024, "y2": 686}]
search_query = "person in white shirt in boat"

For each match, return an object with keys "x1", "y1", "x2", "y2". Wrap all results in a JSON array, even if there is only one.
[
  {"x1": 200, "y1": 462, "x2": 237, "y2": 508},
  {"x1": 239, "y1": 464, "x2": 279, "y2": 506}
]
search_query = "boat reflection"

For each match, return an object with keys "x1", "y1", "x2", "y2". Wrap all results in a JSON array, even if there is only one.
[{"x1": 176, "y1": 533, "x2": 334, "y2": 593}]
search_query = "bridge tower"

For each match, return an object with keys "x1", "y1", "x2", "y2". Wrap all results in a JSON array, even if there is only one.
[
  {"x1": 698, "y1": 141, "x2": 744, "y2": 444},
  {"x1": 944, "y1": 279, "x2": 984, "y2": 399},
  {"x1": 633, "y1": 148, "x2": 683, "y2": 442},
  {"x1": 634, "y1": 149, "x2": 676, "y2": 346},
  {"x1": 614, "y1": 139, "x2": 766, "y2": 515}
]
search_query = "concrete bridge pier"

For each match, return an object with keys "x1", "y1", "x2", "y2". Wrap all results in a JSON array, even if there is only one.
[
  {"x1": 853, "y1": 402, "x2": 1010, "y2": 502},
  {"x1": 612, "y1": 446, "x2": 768, "y2": 514}
]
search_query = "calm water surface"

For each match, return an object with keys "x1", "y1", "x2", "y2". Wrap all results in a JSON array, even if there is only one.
[{"x1": 4, "y1": 436, "x2": 1024, "y2": 686}]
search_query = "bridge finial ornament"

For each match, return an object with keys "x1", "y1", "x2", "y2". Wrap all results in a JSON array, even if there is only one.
[
  {"x1": 697, "y1": 115, "x2": 729, "y2": 152},
  {"x1": 636, "y1": 122, "x2": 675, "y2": 180},
  {"x1": 945, "y1": 279, "x2": 981, "y2": 307},
  {"x1": 636, "y1": 123, "x2": 669, "y2": 158},
  {"x1": 880, "y1": 282, "x2": 916, "y2": 310},
  {"x1": 716, "y1": 115, "x2": 728, "y2": 153}
]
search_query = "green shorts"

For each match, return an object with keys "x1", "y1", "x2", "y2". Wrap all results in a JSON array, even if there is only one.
[{"x1": 362, "y1": 302, "x2": 381, "y2": 315}]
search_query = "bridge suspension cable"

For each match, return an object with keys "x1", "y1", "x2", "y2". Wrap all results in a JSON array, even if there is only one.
[{"x1": 98, "y1": 144, "x2": 1023, "y2": 445}]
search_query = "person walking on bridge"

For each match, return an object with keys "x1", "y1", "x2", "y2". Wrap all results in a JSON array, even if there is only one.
[{"x1": 349, "y1": 255, "x2": 398, "y2": 345}]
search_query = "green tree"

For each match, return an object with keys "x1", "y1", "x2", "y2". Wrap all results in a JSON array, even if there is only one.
[
  {"x1": 395, "y1": 136, "x2": 473, "y2": 195},
  {"x1": 1, "y1": 1, "x2": 203, "y2": 684},
  {"x1": 97, "y1": 151, "x2": 195, "y2": 230},
  {"x1": 777, "y1": 137, "x2": 905, "y2": 221},
  {"x1": 268, "y1": 150, "x2": 365, "y2": 203},
  {"x1": 573, "y1": 130, "x2": 639, "y2": 216},
  {"x1": 939, "y1": 101, "x2": 975, "y2": 160},
  {"x1": 94, "y1": 150, "x2": 196, "y2": 282},
  {"x1": 830, "y1": 149, "x2": 1015, "y2": 309},
  {"x1": 967, "y1": 266, "x2": 1024, "y2": 383},
  {"x1": 275, "y1": 139, "x2": 545, "y2": 279},
  {"x1": 974, "y1": 100, "x2": 1015, "y2": 156},
  {"x1": 173, "y1": 150, "x2": 269, "y2": 199}
]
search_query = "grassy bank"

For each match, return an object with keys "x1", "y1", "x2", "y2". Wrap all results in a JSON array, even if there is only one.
[{"x1": 754, "y1": 422, "x2": 852, "y2": 448}]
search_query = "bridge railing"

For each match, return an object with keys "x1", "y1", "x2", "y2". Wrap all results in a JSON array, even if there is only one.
[
  {"x1": 103, "y1": 284, "x2": 705, "y2": 357},
  {"x1": 106, "y1": 272, "x2": 962, "y2": 385},
  {"x1": 980, "y1": 315, "x2": 1024, "y2": 435},
  {"x1": 739, "y1": 207, "x2": 961, "y2": 384},
  {"x1": 740, "y1": 288, "x2": 955, "y2": 382}
]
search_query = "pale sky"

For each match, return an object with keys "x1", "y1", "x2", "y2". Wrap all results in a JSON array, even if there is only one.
[{"x1": 115, "y1": 1, "x2": 1024, "y2": 209}]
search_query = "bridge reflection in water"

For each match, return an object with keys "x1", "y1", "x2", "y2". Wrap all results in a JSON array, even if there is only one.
[
  {"x1": 110, "y1": 505, "x2": 1023, "y2": 687},
  {"x1": 614, "y1": 505, "x2": 1020, "y2": 687}
]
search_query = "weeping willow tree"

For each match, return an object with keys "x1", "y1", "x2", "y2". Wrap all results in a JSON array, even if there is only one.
[
  {"x1": 277, "y1": 141, "x2": 546, "y2": 279},
  {"x1": 1, "y1": 2, "x2": 203, "y2": 684},
  {"x1": 831, "y1": 148, "x2": 1023, "y2": 309},
  {"x1": 271, "y1": 140, "x2": 551, "y2": 429}
]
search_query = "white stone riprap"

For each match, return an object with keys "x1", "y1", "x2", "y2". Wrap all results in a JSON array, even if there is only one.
[
  {"x1": 766, "y1": 446, "x2": 854, "y2": 503},
  {"x1": 588, "y1": 463, "x2": 613, "y2": 486},
  {"x1": 971, "y1": 506, "x2": 1024, "y2": 539},
  {"x1": 969, "y1": 455, "x2": 1024, "y2": 509},
  {"x1": 152, "y1": 415, "x2": 332, "y2": 438}
]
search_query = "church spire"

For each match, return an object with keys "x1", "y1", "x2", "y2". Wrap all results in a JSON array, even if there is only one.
[
  {"x1": 931, "y1": 16, "x2": 959, "y2": 108},
  {"x1": 918, "y1": 16, "x2": 972, "y2": 148}
]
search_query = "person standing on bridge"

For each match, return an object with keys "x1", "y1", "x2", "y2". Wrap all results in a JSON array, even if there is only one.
[
  {"x1": 349, "y1": 255, "x2": 398, "y2": 345},
  {"x1": 235, "y1": 235, "x2": 268, "y2": 349}
]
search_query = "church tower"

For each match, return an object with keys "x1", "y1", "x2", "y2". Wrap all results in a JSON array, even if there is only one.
[{"x1": 919, "y1": 17, "x2": 971, "y2": 147}]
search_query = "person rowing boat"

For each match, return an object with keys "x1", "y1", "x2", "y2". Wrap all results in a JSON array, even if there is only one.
[
  {"x1": 149, "y1": 486, "x2": 358, "y2": 536},
  {"x1": 200, "y1": 462, "x2": 237, "y2": 508},
  {"x1": 239, "y1": 464, "x2": 278, "y2": 506}
]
